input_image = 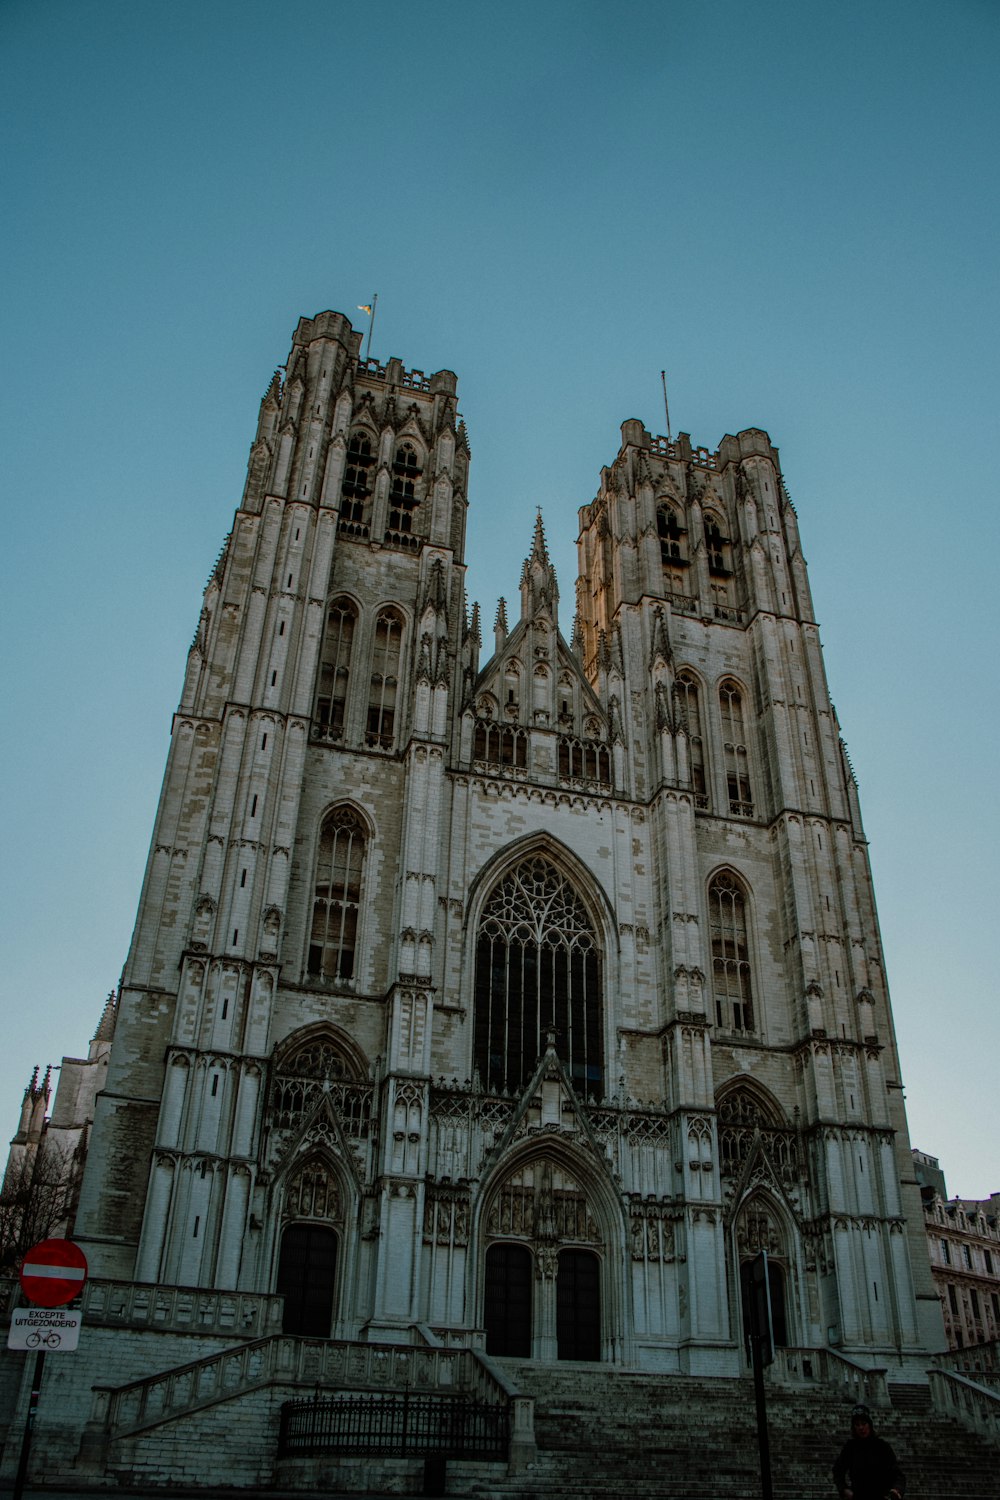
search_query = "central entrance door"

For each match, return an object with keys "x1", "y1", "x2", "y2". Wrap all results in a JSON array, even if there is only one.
[
  {"x1": 484, "y1": 1243, "x2": 533, "y2": 1356},
  {"x1": 276, "y1": 1223, "x2": 338, "y2": 1336},
  {"x1": 556, "y1": 1248, "x2": 601, "y2": 1360}
]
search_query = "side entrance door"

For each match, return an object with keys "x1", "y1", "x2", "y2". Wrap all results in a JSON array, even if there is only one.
[{"x1": 276, "y1": 1223, "x2": 338, "y2": 1336}]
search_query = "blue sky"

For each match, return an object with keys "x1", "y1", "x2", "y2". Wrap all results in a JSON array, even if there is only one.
[{"x1": 2, "y1": 0, "x2": 998, "y2": 1197}]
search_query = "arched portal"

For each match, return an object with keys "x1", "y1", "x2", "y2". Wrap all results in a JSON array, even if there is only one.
[
  {"x1": 557, "y1": 1248, "x2": 601, "y2": 1361},
  {"x1": 484, "y1": 1243, "x2": 533, "y2": 1356},
  {"x1": 276, "y1": 1223, "x2": 338, "y2": 1336}
]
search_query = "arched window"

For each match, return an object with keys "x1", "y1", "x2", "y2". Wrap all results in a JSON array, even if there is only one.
[
  {"x1": 387, "y1": 442, "x2": 422, "y2": 538},
  {"x1": 709, "y1": 872, "x2": 754, "y2": 1033},
  {"x1": 314, "y1": 599, "x2": 355, "y2": 741},
  {"x1": 657, "y1": 504, "x2": 687, "y2": 564},
  {"x1": 341, "y1": 432, "x2": 374, "y2": 529},
  {"x1": 474, "y1": 856, "x2": 603, "y2": 1097},
  {"x1": 720, "y1": 679, "x2": 753, "y2": 816},
  {"x1": 674, "y1": 671, "x2": 707, "y2": 808},
  {"x1": 717, "y1": 1085, "x2": 794, "y2": 1179},
  {"x1": 366, "y1": 611, "x2": 402, "y2": 749},
  {"x1": 704, "y1": 512, "x2": 732, "y2": 574},
  {"x1": 308, "y1": 809, "x2": 365, "y2": 982}
]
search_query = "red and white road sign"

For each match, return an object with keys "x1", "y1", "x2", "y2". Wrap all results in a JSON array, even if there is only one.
[{"x1": 19, "y1": 1239, "x2": 88, "y2": 1308}]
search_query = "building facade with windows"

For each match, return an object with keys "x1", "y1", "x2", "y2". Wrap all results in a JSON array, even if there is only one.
[
  {"x1": 54, "y1": 308, "x2": 940, "y2": 1382},
  {"x1": 914, "y1": 1149, "x2": 1000, "y2": 1353}
]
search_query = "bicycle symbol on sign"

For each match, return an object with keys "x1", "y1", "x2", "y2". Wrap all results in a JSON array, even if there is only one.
[{"x1": 25, "y1": 1331, "x2": 63, "y2": 1349}]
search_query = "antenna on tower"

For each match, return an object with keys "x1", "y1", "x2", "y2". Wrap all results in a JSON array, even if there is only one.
[{"x1": 660, "y1": 370, "x2": 673, "y2": 444}]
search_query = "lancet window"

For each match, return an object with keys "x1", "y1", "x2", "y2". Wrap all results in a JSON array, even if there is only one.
[
  {"x1": 341, "y1": 432, "x2": 375, "y2": 530},
  {"x1": 473, "y1": 856, "x2": 603, "y2": 1097},
  {"x1": 314, "y1": 599, "x2": 355, "y2": 741},
  {"x1": 720, "y1": 679, "x2": 753, "y2": 816},
  {"x1": 366, "y1": 611, "x2": 402, "y2": 749},
  {"x1": 705, "y1": 513, "x2": 733, "y2": 574},
  {"x1": 674, "y1": 671, "x2": 708, "y2": 808},
  {"x1": 308, "y1": 809, "x2": 365, "y2": 982},
  {"x1": 657, "y1": 504, "x2": 687, "y2": 565},
  {"x1": 387, "y1": 442, "x2": 422, "y2": 540},
  {"x1": 709, "y1": 872, "x2": 754, "y2": 1033}
]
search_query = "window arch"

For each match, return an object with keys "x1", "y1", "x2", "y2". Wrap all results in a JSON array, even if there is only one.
[
  {"x1": 719, "y1": 678, "x2": 753, "y2": 816},
  {"x1": 473, "y1": 856, "x2": 603, "y2": 1098},
  {"x1": 308, "y1": 808, "x2": 366, "y2": 982},
  {"x1": 341, "y1": 431, "x2": 375, "y2": 530},
  {"x1": 314, "y1": 598, "x2": 356, "y2": 741},
  {"x1": 674, "y1": 670, "x2": 708, "y2": 808},
  {"x1": 709, "y1": 871, "x2": 754, "y2": 1033},
  {"x1": 366, "y1": 610, "x2": 403, "y2": 749},
  {"x1": 387, "y1": 441, "x2": 422, "y2": 538}
]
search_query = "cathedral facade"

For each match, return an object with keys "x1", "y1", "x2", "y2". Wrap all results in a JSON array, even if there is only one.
[{"x1": 69, "y1": 308, "x2": 940, "y2": 1376}]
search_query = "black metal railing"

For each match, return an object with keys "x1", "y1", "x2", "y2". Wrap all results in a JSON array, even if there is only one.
[{"x1": 277, "y1": 1391, "x2": 509, "y2": 1460}]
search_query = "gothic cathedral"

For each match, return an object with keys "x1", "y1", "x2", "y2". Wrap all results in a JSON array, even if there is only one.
[{"x1": 72, "y1": 309, "x2": 939, "y2": 1375}]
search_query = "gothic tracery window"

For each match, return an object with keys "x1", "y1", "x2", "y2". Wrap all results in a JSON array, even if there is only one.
[
  {"x1": 474, "y1": 719, "x2": 527, "y2": 771},
  {"x1": 717, "y1": 1086, "x2": 785, "y2": 1177},
  {"x1": 314, "y1": 599, "x2": 355, "y2": 740},
  {"x1": 557, "y1": 735, "x2": 611, "y2": 785},
  {"x1": 366, "y1": 610, "x2": 402, "y2": 748},
  {"x1": 709, "y1": 872, "x2": 754, "y2": 1033},
  {"x1": 474, "y1": 857, "x2": 603, "y2": 1097},
  {"x1": 720, "y1": 679, "x2": 753, "y2": 816},
  {"x1": 308, "y1": 808, "x2": 365, "y2": 981}
]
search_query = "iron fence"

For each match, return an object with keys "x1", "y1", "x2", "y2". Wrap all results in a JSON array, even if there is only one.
[{"x1": 278, "y1": 1390, "x2": 509, "y2": 1460}]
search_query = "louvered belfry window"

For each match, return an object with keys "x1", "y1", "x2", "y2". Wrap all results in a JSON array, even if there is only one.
[{"x1": 474, "y1": 856, "x2": 602, "y2": 1097}]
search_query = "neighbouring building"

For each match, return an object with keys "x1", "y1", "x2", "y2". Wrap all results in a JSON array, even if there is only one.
[
  {"x1": 0, "y1": 310, "x2": 949, "y2": 1488},
  {"x1": 914, "y1": 1148, "x2": 1000, "y2": 1352},
  {"x1": 0, "y1": 998, "x2": 115, "y2": 1275}
]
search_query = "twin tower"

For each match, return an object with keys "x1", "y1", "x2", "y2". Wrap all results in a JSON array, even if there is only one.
[{"x1": 73, "y1": 309, "x2": 940, "y2": 1372}]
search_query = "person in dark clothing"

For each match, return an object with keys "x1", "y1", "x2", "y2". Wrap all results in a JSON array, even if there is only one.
[{"x1": 832, "y1": 1404, "x2": 905, "y2": 1500}]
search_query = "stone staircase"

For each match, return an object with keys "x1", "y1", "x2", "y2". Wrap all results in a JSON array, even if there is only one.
[{"x1": 467, "y1": 1362, "x2": 999, "y2": 1500}]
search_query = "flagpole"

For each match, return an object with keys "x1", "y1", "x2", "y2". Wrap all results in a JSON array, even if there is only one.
[
  {"x1": 661, "y1": 370, "x2": 672, "y2": 444},
  {"x1": 366, "y1": 293, "x2": 378, "y2": 360}
]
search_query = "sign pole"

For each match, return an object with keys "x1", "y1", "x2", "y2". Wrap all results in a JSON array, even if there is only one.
[
  {"x1": 12, "y1": 1348, "x2": 45, "y2": 1500},
  {"x1": 8, "y1": 1238, "x2": 90, "y2": 1499},
  {"x1": 748, "y1": 1250, "x2": 774, "y2": 1500}
]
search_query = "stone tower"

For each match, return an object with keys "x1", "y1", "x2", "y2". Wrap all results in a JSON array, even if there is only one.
[{"x1": 71, "y1": 312, "x2": 940, "y2": 1372}]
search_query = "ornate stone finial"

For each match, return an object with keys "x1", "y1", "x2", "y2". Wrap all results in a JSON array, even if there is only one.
[
  {"x1": 468, "y1": 600, "x2": 481, "y2": 646},
  {"x1": 416, "y1": 633, "x2": 434, "y2": 684},
  {"x1": 494, "y1": 598, "x2": 508, "y2": 634},
  {"x1": 570, "y1": 611, "x2": 584, "y2": 658}
]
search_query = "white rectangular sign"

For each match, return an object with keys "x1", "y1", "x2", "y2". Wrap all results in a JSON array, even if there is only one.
[{"x1": 7, "y1": 1308, "x2": 81, "y2": 1352}]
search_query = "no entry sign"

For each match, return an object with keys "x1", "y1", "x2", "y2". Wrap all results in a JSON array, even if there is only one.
[{"x1": 19, "y1": 1239, "x2": 88, "y2": 1308}]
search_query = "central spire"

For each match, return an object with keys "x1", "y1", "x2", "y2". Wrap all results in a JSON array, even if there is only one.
[{"x1": 519, "y1": 508, "x2": 559, "y2": 623}]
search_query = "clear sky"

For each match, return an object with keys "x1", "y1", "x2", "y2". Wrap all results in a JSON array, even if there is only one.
[{"x1": 2, "y1": 0, "x2": 998, "y2": 1198}]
